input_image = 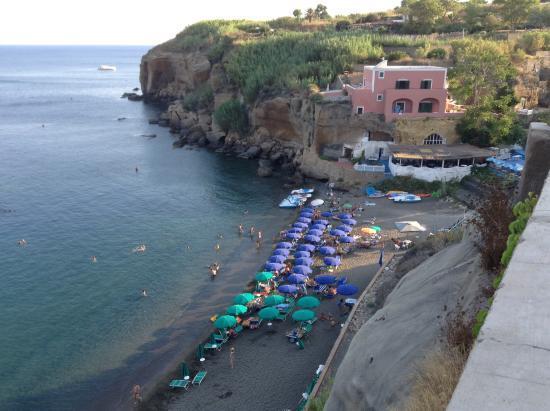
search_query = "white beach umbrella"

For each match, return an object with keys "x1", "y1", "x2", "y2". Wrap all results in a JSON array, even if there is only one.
[{"x1": 310, "y1": 199, "x2": 324, "y2": 207}]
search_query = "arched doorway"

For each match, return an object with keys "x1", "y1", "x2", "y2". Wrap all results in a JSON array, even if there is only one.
[
  {"x1": 424, "y1": 133, "x2": 445, "y2": 145},
  {"x1": 418, "y1": 98, "x2": 440, "y2": 113},
  {"x1": 391, "y1": 98, "x2": 413, "y2": 114}
]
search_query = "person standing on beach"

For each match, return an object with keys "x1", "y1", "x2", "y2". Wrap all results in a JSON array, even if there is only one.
[{"x1": 229, "y1": 346, "x2": 235, "y2": 369}]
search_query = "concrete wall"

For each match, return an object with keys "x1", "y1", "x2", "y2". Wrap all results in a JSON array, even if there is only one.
[
  {"x1": 448, "y1": 174, "x2": 550, "y2": 410},
  {"x1": 518, "y1": 122, "x2": 550, "y2": 200}
]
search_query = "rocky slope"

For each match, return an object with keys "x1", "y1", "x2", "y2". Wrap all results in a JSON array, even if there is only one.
[{"x1": 325, "y1": 230, "x2": 485, "y2": 410}]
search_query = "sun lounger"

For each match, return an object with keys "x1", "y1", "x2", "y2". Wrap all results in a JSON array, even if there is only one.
[
  {"x1": 276, "y1": 312, "x2": 288, "y2": 321},
  {"x1": 203, "y1": 342, "x2": 221, "y2": 351},
  {"x1": 212, "y1": 332, "x2": 228, "y2": 344},
  {"x1": 249, "y1": 318, "x2": 262, "y2": 329},
  {"x1": 192, "y1": 371, "x2": 207, "y2": 385},
  {"x1": 169, "y1": 379, "x2": 190, "y2": 390}
]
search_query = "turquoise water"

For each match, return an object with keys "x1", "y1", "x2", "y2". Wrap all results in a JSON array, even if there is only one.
[{"x1": 0, "y1": 46, "x2": 290, "y2": 410}]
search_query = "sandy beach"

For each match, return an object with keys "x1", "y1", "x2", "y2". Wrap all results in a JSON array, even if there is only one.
[{"x1": 141, "y1": 189, "x2": 466, "y2": 411}]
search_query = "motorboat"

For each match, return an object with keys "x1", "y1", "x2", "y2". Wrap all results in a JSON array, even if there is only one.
[
  {"x1": 98, "y1": 65, "x2": 117, "y2": 71},
  {"x1": 393, "y1": 194, "x2": 421, "y2": 203},
  {"x1": 279, "y1": 195, "x2": 306, "y2": 209}
]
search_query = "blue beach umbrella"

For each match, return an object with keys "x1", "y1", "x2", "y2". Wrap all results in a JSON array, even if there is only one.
[
  {"x1": 302, "y1": 208, "x2": 314, "y2": 213},
  {"x1": 295, "y1": 257, "x2": 313, "y2": 266},
  {"x1": 286, "y1": 232, "x2": 301, "y2": 240},
  {"x1": 324, "y1": 257, "x2": 341, "y2": 267},
  {"x1": 300, "y1": 212, "x2": 313, "y2": 218},
  {"x1": 337, "y1": 225, "x2": 353, "y2": 233},
  {"x1": 294, "y1": 251, "x2": 311, "y2": 258},
  {"x1": 288, "y1": 227, "x2": 304, "y2": 234},
  {"x1": 342, "y1": 219, "x2": 357, "y2": 226},
  {"x1": 338, "y1": 213, "x2": 352, "y2": 219},
  {"x1": 297, "y1": 244, "x2": 315, "y2": 252},
  {"x1": 311, "y1": 224, "x2": 326, "y2": 231},
  {"x1": 313, "y1": 219, "x2": 329, "y2": 225},
  {"x1": 269, "y1": 255, "x2": 286, "y2": 263},
  {"x1": 265, "y1": 262, "x2": 284, "y2": 272},
  {"x1": 307, "y1": 229, "x2": 323, "y2": 236},
  {"x1": 278, "y1": 284, "x2": 298, "y2": 294},
  {"x1": 276, "y1": 242, "x2": 292, "y2": 249},
  {"x1": 339, "y1": 236, "x2": 354, "y2": 243},
  {"x1": 305, "y1": 235, "x2": 321, "y2": 243},
  {"x1": 321, "y1": 211, "x2": 333, "y2": 218},
  {"x1": 293, "y1": 265, "x2": 313, "y2": 275},
  {"x1": 319, "y1": 246, "x2": 336, "y2": 256},
  {"x1": 273, "y1": 248, "x2": 290, "y2": 256},
  {"x1": 288, "y1": 273, "x2": 307, "y2": 284},
  {"x1": 315, "y1": 275, "x2": 337, "y2": 285},
  {"x1": 297, "y1": 217, "x2": 311, "y2": 224},
  {"x1": 293, "y1": 222, "x2": 308, "y2": 229},
  {"x1": 337, "y1": 284, "x2": 359, "y2": 296},
  {"x1": 330, "y1": 229, "x2": 346, "y2": 237}
]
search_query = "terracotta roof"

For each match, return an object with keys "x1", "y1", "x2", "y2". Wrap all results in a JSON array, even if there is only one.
[{"x1": 389, "y1": 144, "x2": 495, "y2": 160}]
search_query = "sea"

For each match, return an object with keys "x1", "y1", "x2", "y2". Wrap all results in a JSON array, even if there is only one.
[{"x1": 0, "y1": 46, "x2": 292, "y2": 410}]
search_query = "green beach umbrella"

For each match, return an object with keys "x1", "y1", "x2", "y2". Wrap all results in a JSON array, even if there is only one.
[
  {"x1": 264, "y1": 294, "x2": 285, "y2": 307},
  {"x1": 292, "y1": 309, "x2": 315, "y2": 322},
  {"x1": 226, "y1": 304, "x2": 248, "y2": 316},
  {"x1": 371, "y1": 225, "x2": 382, "y2": 232},
  {"x1": 255, "y1": 271, "x2": 274, "y2": 282},
  {"x1": 297, "y1": 296, "x2": 320, "y2": 309},
  {"x1": 343, "y1": 203, "x2": 353, "y2": 209},
  {"x1": 258, "y1": 306, "x2": 279, "y2": 320},
  {"x1": 233, "y1": 293, "x2": 254, "y2": 305},
  {"x1": 214, "y1": 315, "x2": 237, "y2": 329}
]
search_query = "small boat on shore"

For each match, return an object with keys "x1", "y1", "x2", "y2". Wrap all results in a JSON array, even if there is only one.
[
  {"x1": 98, "y1": 65, "x2": 117, "y2": 71},
  {"x1": 291, "y1": 188, "x2": 314, "y2": 195},
  {"x1": 393, "y1": 194, "x2": 421, "y2": 203}
]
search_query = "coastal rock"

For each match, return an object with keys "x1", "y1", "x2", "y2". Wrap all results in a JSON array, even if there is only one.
[
  {"x1": 121, "y1": 92, "x2": 144, "y2": 101},
  {"x1": 252, "y1": 97, "x2": 302, "y2": 142},
  {"x1": 158, "y1": 119, "x2": 169, "y2": 127},
  {"x1": 173, "y1": 138, "x2": 186, "y2": 148},
  {"x1": 240, "y1": 145, "x2": 261, "y2": 159},
  {"x1": 260, "y1": 140, "x2": 275, "y2": 154},
  {"x1": 197, "y1": 136, "x2": 208, "y2": 147},
  {"x1": 257, "y1": 165, "x2": 273, "y2": 178},
  {"x1": 148, "y1": 118, "x2": 159, "y2": 125},
  {"x1": 269, "y1": 150, "x2": 283, "y2": 162},
  {"x1": 208, "y1": 63, "x2": 228, "y2": 92},
  {"x1": 206, "y1": 131, "x2": 226, "y2": 147}
]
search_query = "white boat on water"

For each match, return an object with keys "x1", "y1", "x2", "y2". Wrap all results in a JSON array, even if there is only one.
[
  {"x1": 279, "y1": 195, "x2": 305, "y2": 209},
  {"x1": 98, "y1": 65, "x2": 117, "y2": 71}
]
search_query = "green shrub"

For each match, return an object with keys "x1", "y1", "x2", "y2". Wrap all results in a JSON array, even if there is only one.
[
  {"x1": 500, "y1": 193, "x2": 538, "y2": 267},
  {"x1": 426, "y1": 47, "x2": 446, "y2": 59},
  {"x1": 387, "y1": 51, "x2": 408, "y2": 61},
  {"x1": 213, "y1": 99, "x2": 249, "y2": 134},
  {"x1": 226, "y1": 31, "x2": 383, "y2": 102},
  {"x1": 182, "y1": 85, "x2": 214, "y2": 111},
  {"x1": 335, "y1": 20, "x2": 352, "y2": 31},
  {"x1": 516, "y1": 32, "x2": 549, "y2": 55}
]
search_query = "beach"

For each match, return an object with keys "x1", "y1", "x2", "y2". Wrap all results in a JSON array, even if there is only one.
[{"x1": 142, "y1": 190, "x2": 466, "y2": 411}]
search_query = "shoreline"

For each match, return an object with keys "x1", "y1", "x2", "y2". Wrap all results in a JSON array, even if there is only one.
[{"x1": 139, "y1": 187, "x2": 467, "y2": 411}]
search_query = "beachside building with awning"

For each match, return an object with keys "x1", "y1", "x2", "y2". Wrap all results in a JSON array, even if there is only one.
[{"x1": 388, "y1": 144, "x2": 495, "y2": 182}]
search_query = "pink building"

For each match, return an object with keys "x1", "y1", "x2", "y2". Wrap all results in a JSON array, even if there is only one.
[{"x1": 344, "y1": 60, "x2": 458, "y2": 121}]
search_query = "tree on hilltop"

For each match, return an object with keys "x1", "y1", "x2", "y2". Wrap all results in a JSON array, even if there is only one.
[
  {"x1": 493, "y1": 0, "x2": 540, "y2": 29},
  {"x1": 305, "y1": 8, "x2": 315, "y2": 22},
  {"x1": 292, "y1": 9, "x2": 302, "y2": 20},
  {"x1": 314, "y1": 4, "x2": 330, "y2": 20}
]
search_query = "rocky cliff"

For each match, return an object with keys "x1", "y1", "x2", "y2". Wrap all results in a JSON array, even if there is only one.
[{"x1": 139, "y1": 44, "x2": 393, "y2": 182}]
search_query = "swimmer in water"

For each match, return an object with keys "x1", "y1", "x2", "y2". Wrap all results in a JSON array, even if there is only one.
[
  {"x1": 135, "y1": 167, "x2": 139, "y2": 173},
  {"x1": 249, "y1": 226, "x2": 255, "y2": 239},
  {"x1": 238, "y1": 224, "x2": 244, "y2": 236},
  {"x1": 243, "y1": 210, "x2": 249, "y2": 215},
  {"x1": 142, "y1": 289, "x2": 148, "y2": 297},
  {"x1": 257, "y1": 231, "x2": 262, "y2": 241},
  {"x1": 218, "y1": 233, "x2": 223, "y2": 239},
  {"x1": 215, "y1": 243, "x2": 220, "y2": 252},
  {"x1": 91, "y1": 256, "x2": 97, "y2": 263},
  {"x1": 17, "y1": 239, "x2": 27, "y2": 246}
]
